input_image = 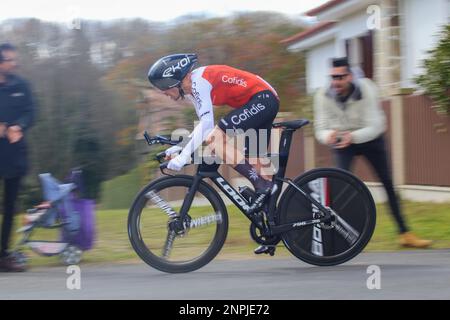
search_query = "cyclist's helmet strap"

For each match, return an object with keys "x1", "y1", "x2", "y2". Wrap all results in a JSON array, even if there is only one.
[
  {"x1": 147, "y1": 53, "x2": 198, "y2": 92},
  {"x1": 178, "y1": 84, "x2": 185, "y2": 99}
]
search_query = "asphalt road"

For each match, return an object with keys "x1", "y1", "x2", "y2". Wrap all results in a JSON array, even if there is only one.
[{"x1": 1, "y1": 250, "x2": 449, "y2": 300}]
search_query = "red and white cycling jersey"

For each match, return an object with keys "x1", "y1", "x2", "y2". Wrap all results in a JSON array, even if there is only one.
[
  {"x1": 192, "y1": 65, "x2": 278, "y2": 108},
  {"x1": 181, "y1": 65, "x2": 278, "y2": 158}
]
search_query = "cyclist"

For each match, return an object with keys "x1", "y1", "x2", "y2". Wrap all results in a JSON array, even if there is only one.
[{"x1": 147, "y1": 53, "x2": 279, "y2": 254}]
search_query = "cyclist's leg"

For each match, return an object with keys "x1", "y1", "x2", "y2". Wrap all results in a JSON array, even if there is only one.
[
  {"x1": 217, "y1": 91, "x2": 279, "y2": 191},
  {"x1": 247, "y1": 120, "x2": 277, "y2": 180},
  {"x1": 212, "y1": 91, "x2": 281, "y2": 254},
  {"x1": 247, "y1": 120, "x2": 281, "y2": 255},
  {"x1": 249, "y1": 157, "x2": 274, "y2": 181},
  {"x1": 204, "y1": 126, "x2": 246, "y2": 166},
  {"x1": 205, "y1": 126, "x2": 275, "y2": 198},
  {"x1": 206, "y1": 126, "x2": 273, "y2": 191}
]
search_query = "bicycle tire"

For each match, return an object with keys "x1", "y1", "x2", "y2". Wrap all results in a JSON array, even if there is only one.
[
  {"x1": 128, "y1": 175, "x2": 228, "y2": 273},
  {"x1": 277, "y1": 168, "x2": 376, "y2": 266}
]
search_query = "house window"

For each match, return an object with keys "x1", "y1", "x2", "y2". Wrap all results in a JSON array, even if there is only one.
[{"x1": 345, "y1": 30, "x2": 374, "y2": 79}]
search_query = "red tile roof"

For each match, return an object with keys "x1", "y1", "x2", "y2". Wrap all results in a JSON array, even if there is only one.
[
  {"x1": 280, "y1": 21, "x2": 336, "y2": 45},
  {"x1": 305, "y1": 0, "x2": 348, "y2": 16}
]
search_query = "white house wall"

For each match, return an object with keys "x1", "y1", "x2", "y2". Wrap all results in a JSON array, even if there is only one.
[
  {"x1": 306, "y1": 40, "x2": 336, "y2": 93},
  {"x1": 302, "y1": 0, "x2": 449, "y2": 92},
  {"x1": 304, "y1": 11, "x2": 369, "y2": 93},
  {"x1": 337, "y1": 11, "x2": 372, "y2": 49},
  {"x1": 400, "y1": 0, "x2": 449, "y2": 88}
]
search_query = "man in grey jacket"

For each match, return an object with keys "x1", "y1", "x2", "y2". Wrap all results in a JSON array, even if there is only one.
[{"x1": 314, "y1": 57, "x2": 431, "y2": 248}]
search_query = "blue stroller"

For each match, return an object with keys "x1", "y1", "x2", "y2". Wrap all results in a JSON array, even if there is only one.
[{"x1": 14, "y1": 170, "x2": 96, "y2": 266}]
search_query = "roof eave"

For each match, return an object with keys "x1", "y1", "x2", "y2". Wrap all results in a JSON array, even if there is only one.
[
  {"x1": 287, "y1": 28, "x2": 337, "y2": 52},
  {"x1": 280, "y1": 21, "x2": 337, "y2": 45},
  {"x1": 307, "y1": 0, "x2": 381, "y2": 21}
]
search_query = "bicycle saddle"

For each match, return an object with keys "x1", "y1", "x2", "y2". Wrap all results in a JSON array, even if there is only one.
[{"x1": 272, "y1": 119, "x2": 310, "y2": 130}]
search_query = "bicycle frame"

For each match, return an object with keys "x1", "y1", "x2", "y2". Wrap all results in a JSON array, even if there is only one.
[
  {"x1": 131, "y1": 121, "x2": 372, "y2": 272},
  {"x1": 175, "y1": 126, "x2": 334, "y2": 237}
]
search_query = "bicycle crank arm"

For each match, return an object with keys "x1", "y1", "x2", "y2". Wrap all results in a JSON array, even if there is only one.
[{"x1": 270, "y1": 216, "x2": 332, "y2": 235}]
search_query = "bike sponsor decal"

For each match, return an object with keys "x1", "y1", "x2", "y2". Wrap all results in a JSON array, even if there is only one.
[
  {"x1": 162, "y1": 56, "x2": 191, "y2": 78},
  {"x1": 189, "y1": 213, "x2": 223, "y2": 228},
  {"x1": 145, "y1": 190, "x2": 177, "y2": 218},
  {"x1": 332, "y1": 209, "x2": 360, "y2": 245},
  {"x1": 222, "y1": 75, "x2": 247, "y2": 87},
  {"x1": 216, "y1": 177, "x2": 250, "y2": 211},
  {"x1": 231, "y1": 103, "x2": 266, "y2": 125},
  {"x1": 292, "y1": 219, "x2": 321, "y2": 228},
  {"x1": 308, "y1": 178, "x2": 326, "y2": 256},
  {"x1": 163, "y1": 231, "x2": 176, "y2": 258}
]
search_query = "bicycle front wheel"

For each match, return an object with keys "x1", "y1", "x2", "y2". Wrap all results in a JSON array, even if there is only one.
[
  {"x1": 277, "y1": 168, "x2": 376, "y2": 266},
  {"x1": 128, "y1": 175, "x2": 228, "y2": 273}
]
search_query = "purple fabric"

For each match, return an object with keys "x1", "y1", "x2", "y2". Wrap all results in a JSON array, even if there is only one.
[
  {"x1": 61, "y1": 198, "x2": 96, "y2": 251},
  {"x1": 72, "y1": 199, "x2": 96, "y2": 250}
]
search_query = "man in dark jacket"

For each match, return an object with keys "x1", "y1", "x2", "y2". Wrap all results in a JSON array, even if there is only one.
[{"x1": 0, "y1": 43, "x2": 35, "y2": 271}]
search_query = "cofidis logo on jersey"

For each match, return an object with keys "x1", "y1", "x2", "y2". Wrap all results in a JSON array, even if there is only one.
[
  {"x1": 191, "y1": 82, "x2": 203, "y2": 106},
  {"x1": 222, "y1": 75, "x2": 247, "y2": 88}
]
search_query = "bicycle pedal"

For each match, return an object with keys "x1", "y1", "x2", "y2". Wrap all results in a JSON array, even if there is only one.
[
  {"x1": 267, "y1": 247, "x2": 276, "y2": 256},
  {"x1": 254, "y1": 245, "x2": 276, "y2": 256}
]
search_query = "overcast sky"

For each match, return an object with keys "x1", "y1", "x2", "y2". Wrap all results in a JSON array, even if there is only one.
[{"x1": 0, "y1": 0, "x2": 329, "y2": 22}]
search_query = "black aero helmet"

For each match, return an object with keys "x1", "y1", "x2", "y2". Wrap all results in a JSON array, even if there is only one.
[{"x1": 147, "y1": 53, "x2": 198, "y2": 91}]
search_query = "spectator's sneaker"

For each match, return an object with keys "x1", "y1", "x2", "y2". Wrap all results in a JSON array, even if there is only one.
[
  {"x1": 0, "y1": 254, "x2": 27, "y2": 272},
  {"x1": 399, "y1": 232, "x2": 432, "y2": 248},
  {"x1": 247, "y1": 184, "x2": 278, "y2": 215},
  {"x1": 254, "y1": 245, "x2": 276, "y2": 256}
]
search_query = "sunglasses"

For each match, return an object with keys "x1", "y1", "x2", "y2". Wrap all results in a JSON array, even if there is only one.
[
  {"x1": 1, "y1": 58, "x2": 16, "y2": 63},
  {"x1": 330, "y1": 73, "x2": 349, "y2": 80}
]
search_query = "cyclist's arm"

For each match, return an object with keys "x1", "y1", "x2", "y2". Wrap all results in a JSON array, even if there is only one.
[{"x1": 179, "y1": 75, "x2": 215, "y2": 159}]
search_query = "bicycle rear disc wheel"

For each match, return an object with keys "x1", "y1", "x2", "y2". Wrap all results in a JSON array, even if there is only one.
[
  {"x1": 128, "y1": 176, "x2": 228, "y2": 273},
  {"x1": 278, "y1": 168, "x2": 376, "y2": 266}
]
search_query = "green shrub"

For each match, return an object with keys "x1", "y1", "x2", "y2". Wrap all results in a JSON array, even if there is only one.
[{"x1": 415, "y1": 25, "x2": 450, "y2": 115}]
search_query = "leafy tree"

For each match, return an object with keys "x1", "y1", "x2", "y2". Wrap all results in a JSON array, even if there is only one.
[
  {"x1": 0, "y1": 12, "x2": 307, "y2": 206},
  {"x1": 415, "y1": 24, "x2": 450, "y2": 115}
]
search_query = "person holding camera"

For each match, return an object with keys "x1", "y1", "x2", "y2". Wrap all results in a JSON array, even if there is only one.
[{"x1": 313, "y1": 57, "x2": 431, "y2": 248}]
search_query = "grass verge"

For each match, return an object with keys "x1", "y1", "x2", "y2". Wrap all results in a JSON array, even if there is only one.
[{"x1": 9, "y1": 201, "x2": 450, "y2": 268}]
